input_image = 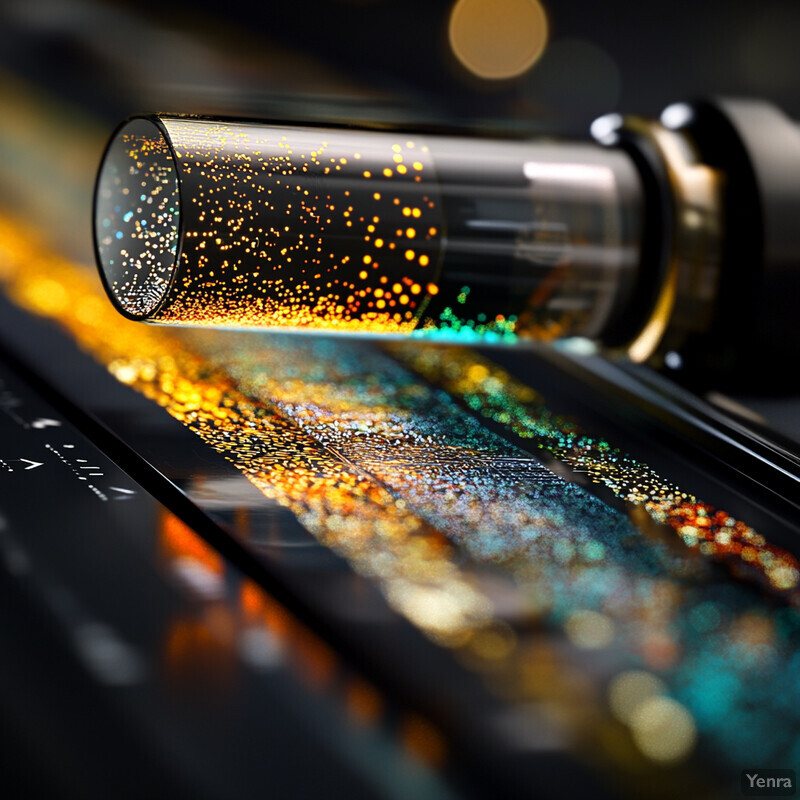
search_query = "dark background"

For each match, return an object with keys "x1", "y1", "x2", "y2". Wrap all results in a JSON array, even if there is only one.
[{"x1": 1, "y1": 0, "x2": 798, "y2": 134}]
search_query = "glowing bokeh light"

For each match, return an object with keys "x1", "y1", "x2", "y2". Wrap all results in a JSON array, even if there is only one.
[
  {"x1": 630, "y1": 696, "x2": 697, "y2": 764},
  {"x1": 448, "y1": 0, "x2": 548, "y2": 80},
  {"x1": 608, "y1": 670, "x2": 667, "y2": 724}
]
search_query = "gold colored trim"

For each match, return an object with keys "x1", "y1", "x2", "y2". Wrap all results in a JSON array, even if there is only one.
[{"x1": 622, "y1": 118, "x2": 723, "y2": 363}]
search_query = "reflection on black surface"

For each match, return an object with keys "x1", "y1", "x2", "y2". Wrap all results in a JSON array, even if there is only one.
[{"x1": 0, "y1": 359, "x2": 456, "y2": 800}]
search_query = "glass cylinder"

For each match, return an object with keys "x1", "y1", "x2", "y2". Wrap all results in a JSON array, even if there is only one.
[{"x1": 94, "y1": 115, "x2": 644, "y2": 343}]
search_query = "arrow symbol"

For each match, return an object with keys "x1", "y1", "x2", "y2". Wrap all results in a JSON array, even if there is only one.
[{"x1": 11, "y1": 458, "x2": 44, "y2": 470}]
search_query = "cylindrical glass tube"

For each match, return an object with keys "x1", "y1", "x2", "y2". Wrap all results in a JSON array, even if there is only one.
[{"x1": 94, "y1": 115, "x2": 644, "y2": 342}]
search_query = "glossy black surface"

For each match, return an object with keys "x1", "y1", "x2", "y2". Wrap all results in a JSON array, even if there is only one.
[{"x1": 0, "y1": 351, "x2": 459, "y2": 800}]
